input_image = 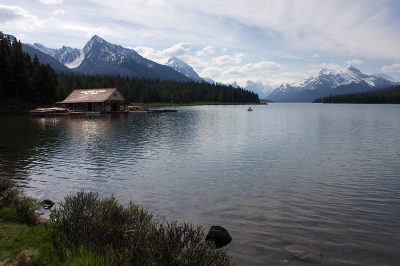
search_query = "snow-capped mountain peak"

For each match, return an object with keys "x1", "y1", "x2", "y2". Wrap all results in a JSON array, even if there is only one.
[
  {"x1": 23, "y1": 35, "x2": 192, "y2": 81},
  {"x1": 266, "y1": 65, "x2": 399, "y2": 102},
  {"x1": 27, "y1": 42, "x2": 84, "y2": 68},
  {"x1": 244, "y1": 80, "x2": 274, "y2": 98},
  {"x1": 166, "y1": 57, "x2": 203, "y2": 81}
]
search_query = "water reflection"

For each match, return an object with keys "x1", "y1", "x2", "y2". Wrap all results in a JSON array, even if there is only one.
[{"x1": 1, "y1": 104, "x2": 400, "y2": 266}]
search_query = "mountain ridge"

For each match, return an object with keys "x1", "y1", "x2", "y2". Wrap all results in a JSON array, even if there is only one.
[
  {"x1": 166, "y1": 57, "x2": 203, "y2": 82},
  {"x1": 25, "y1": 35, "x2": 192, "y2": 82},
  {"x1": 266, "y1": 65, "x2": 400, "y2": 102}
]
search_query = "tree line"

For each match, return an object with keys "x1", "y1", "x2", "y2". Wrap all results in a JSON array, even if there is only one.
[
  {"x1": 313, "y1": 86, "x2": 400, "y2": 104},
  {"x1": 0, "y1": 32, "x2": 58, "y2": 104},
  {"x1": 57, "y1": 74, "x2": 259, "y2": 104},
  {"x1": 0, "y1": 31, "x2": 259, "y2": 106}
]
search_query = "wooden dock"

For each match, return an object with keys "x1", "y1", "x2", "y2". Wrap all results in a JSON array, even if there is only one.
[{"x1": 147, "y1": 109, "x2": 177, "y2": 113}]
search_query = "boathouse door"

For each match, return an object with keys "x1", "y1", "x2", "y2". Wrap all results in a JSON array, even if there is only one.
[{"x1": 112, "y1": 102, "x2": 118, "y2": 111}]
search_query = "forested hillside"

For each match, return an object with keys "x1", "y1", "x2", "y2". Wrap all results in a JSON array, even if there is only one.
[
  {"x1": 313, "y1": 85, "x2": 400, "y2": 104},
  {"x1": 0, "y1": 31, "x2": 259, "y2": 111},
  {"x1": 57, "y1": 74, "x2": 259, "y2": 104},
  {"x1": 0, "y1": 32, "x2": 58, "y2": 104}
]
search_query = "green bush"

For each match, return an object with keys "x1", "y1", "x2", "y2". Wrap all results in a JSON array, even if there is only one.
[
  {"x1": 0, "y1": 206, "x2": 18, "y2": 221},
  {"x1": 50, "y1": 191, "x2": 233, "y2": 265},
  {"x1": 0, "y1": 178, "x2": 42, "y2": 225}
]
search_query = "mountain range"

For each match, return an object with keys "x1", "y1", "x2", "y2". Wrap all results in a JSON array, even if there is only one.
[
  {"x1": 266, "y1": 65, "x2": 399, "y2": 102},
  {"x1": 22, "y1": 35, "x2": 275, "y2": 95},
  {"x1": 25, "y1": 35, "x2": 191, "y2": 82},
  {"x1": 20, "y1": 35, "x2": 399, "y2": 102}
]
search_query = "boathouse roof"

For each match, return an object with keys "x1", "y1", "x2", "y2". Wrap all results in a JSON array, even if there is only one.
[{"x1": 57, "y1": 88, "x2": 127, "y2": 103}]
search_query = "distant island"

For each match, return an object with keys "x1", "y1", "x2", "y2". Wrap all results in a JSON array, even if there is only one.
[{"x1": 313, "y1": 85, "x2": 400, "y2": 104}]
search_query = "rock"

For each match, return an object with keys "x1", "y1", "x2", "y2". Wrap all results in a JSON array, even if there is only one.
[
  {"x1": 285, "y1": 244, "x2": 323, "y2": 263},
  {"x1": 42, "y1": 199, "x2": 55, "y2": 209},
  {"x1": 36, "y1": 215, "x2": 49, "y2": 225},
  {"x1": 205, "y1": 225, "x2": 232, "y2": 248}
]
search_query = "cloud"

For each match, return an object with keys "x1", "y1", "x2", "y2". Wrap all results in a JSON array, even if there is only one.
[
  {"x1": 381, "y1": 63, "x2": 400, "y2": 72},
  {"x1": 309, "y1": 63, "x2": 342, "y2": 73},
  {"x1": 267, "y1": 72, "x2": 311, "y2": 86},
  {"x1": 202, "y1": 61, "x2": 284, "y2": 81},
  {"x1": 222, "y1": 47, "x2": 228, "y2": 53},
  {"x1": 50, "y1": 9, "x2": 65, "y2": 15},
  {"x1": 146, "y1": 0, "x2": 165, "y2": 6},
  {"x1": 134, "y1": 46, "x2": 155, "y2": 57},
  {"x1": 239, "y1": 61, "x2": 284, "y2": 73},
  {"x1": 159, "y1": 43, "x2": 191, "y2": 56},
  {"x1": 134, "y1": 43, "x2": 191, "y2": 63},
  {"x1": 0, "y1": 5, "x2": 46, "y2": 31},
  {"x1": 196, "y1": 46, "x2": 216, "y2": 57},
  {"x1": 312, "y1": 54, "x2": 319, "y2": 58},
  {"x1": 283, "y1": 54, "x2": 304, "y2": 60},
  {"x1": 200, "y1": 66, "x2": 222, "y2": 78},
  {"x1": 212, "y1": 54, "x2": 243, "y2": 65},
  {"x1": 346, "y1": 59, "x2": 364, "y2": 65},
  {"x1": 187, "y1": 0, "x2": 400, "y2": 59},
  {"x1": 37, "y1": 0, "x2": 63, "y2": 4}
]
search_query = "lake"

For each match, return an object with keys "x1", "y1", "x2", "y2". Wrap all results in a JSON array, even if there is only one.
[{"x1": 1, "y1": 103, "x2": 399, "y2": 265}]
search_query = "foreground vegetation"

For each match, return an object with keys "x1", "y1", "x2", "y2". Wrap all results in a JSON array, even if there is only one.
[
  {"x1": 313, "y1": 85, "x2": 400, "y2": 104},
  {"x1": 0, "y1": 178, "x2": 233, "y2": 265},
  {"x1": 0, "y1": 31, "x2": 259, "y2": 114}
]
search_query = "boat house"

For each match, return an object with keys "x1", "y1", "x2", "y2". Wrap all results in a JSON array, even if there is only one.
[{"x1": 57, "y1": 88, "x2": 128, "y2": 112}]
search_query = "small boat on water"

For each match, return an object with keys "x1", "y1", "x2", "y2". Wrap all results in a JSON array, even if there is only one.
[
  {"x1": 128, "y1": 106, "x2": 146, "y2": 112},
  {"x1": 29, "y1": 107, "x2": 70, "y2": 116},
  {"x1": 247, "y1": 107, "x2": 253, "y2": 111},
  {"x1": 147, "y1": 109, "x2": 177, "y2": 113}
]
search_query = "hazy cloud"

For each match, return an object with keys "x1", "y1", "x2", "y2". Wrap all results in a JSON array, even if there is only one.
[
  {"x1": 310, "y1": 63, "x2": 342, "y2": 73},
  {"x1": 134, "y1": 46, "x2": 155, "y2": 56},
  {"x1": 240, "y1": 61, "x2": 284, "y2": 73},
  {"x1": 37, "y1": 0, "x2": 63, "y2": 4},
  {"x1": 267, "y1": 72, "x2": 311, "y2": 87},
  {"x1": 50, "y1": 9, "x2": 65, "y2": 15},
  {"x1": 196, "y1": 46, "x2": 216, "y2": 57},
  {"x1": 200, "y1": 66, "x2": 222, "y2": 78},
  {"x1": 284, "y1": 54, "x2": 304, "y2": 60},
  {"x1": 134, "y1": 43, "x2": 191, "y2": 63},
  {"x1": 212, "y1": 54, "x2": 243, "y2": 65},
  {"x1": 346, "y1": 59, "x2": 364, "y2": 65},
  {"x1": 146, "y1": 0, "x2": 165, "y2": 6},
  {"x1": 381, "y1": 63, "x2": 400, "y2": 72},
  {"x1": 0, "y1": 5, "x2": 46, "y2": 31}
]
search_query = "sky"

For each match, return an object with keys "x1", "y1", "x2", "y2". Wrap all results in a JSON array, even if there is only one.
[{"x1": 1, "y1": 0, "x2": 400, "y2": 87}]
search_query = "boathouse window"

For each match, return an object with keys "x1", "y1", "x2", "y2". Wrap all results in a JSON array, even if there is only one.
[{"x1": 113, "y1": 92, "x2": 117, "y2": 97}]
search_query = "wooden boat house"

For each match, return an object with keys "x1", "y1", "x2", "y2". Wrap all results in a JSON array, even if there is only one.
[{"x1": 57, "y1": 88, "x2": 128, "y2": 113}]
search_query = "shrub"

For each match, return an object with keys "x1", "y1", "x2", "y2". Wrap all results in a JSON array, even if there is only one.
[
  {"x1": 50, "y1": 191, "x2": 233, "y2": 265},
  {"x1": 0, "y1": 178, "x2": 42, "y2": 225},
  {"x1": 0, "y1": 206, "x2": 18, "y2": 221}
]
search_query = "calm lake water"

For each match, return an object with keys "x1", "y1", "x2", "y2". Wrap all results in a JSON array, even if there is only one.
[{"x1": 1, "y1": 104, "x2": 400, "y2": 265}]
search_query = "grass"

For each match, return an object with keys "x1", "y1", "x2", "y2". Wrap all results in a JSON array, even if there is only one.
[
  {"x1": 0, "y1": 221, "x2": 107, "y2": 265},
  {"x1": 0, "y1": 221, "x2": 55, "y2": 265},
  {"x1": 1, "y1": 178, "x2": 234, "y2": 266}
]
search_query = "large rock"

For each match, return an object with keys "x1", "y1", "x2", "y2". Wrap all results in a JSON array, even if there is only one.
[
  {"x1": 36, "y1": 215, "x2": 49, "y2": 225},
  {"x1": 42, "y1": 199, "x2": 55, "y2": 209},
  {"x1": 285, "y1": 244, "x2": 323, "y2": 263},
  {"x1": 205, "y1": 225, "x2": 232, "y2": 248}
]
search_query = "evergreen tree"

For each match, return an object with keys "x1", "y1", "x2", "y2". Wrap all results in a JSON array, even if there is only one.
[{"x1": 0, "y1": 32, "x2": 11, "y2": 100}]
